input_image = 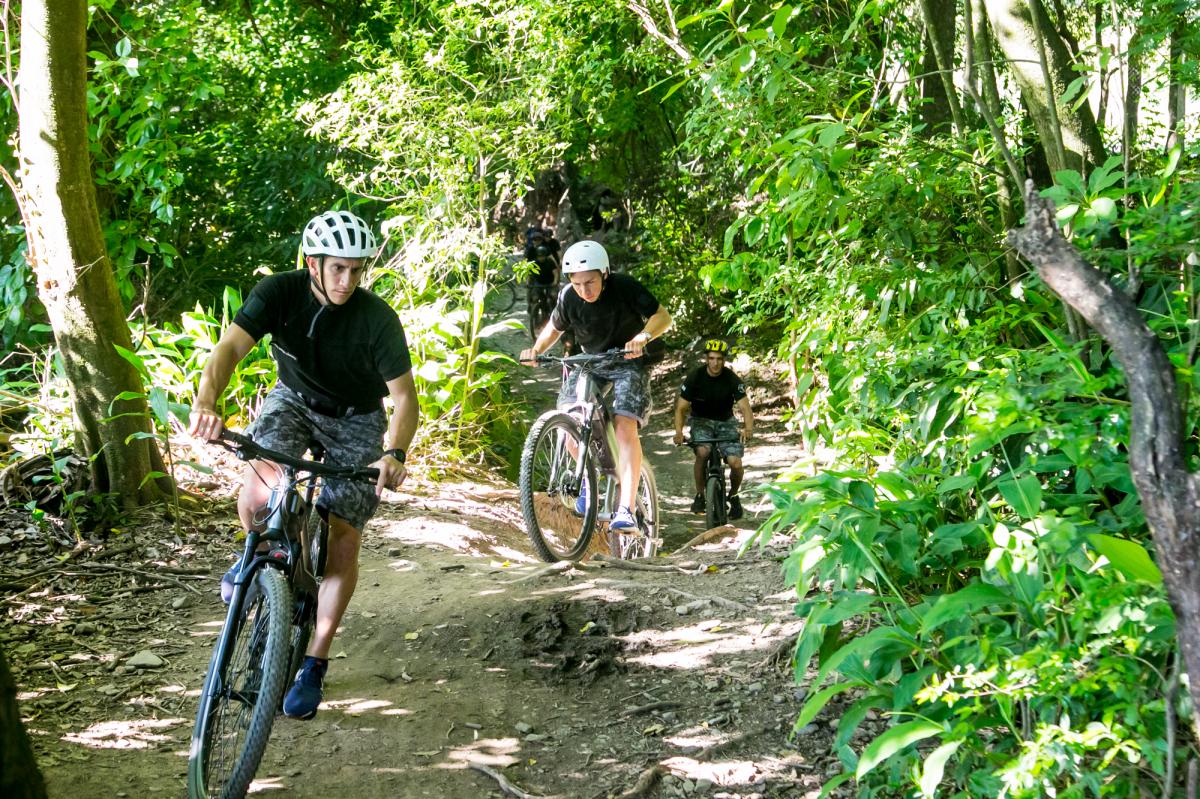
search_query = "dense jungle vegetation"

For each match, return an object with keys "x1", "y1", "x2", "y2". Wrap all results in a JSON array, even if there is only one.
[{"x1": 2, "y1": 0, "x2": 1199, "y2": 795}]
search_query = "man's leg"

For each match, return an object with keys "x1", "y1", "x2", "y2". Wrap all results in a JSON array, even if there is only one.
[
  {"x1": 236, "y1": 461, "x2": 277, "y2": 531},
  {"x1": 693, "y1": 447, "x2": 709, "y2": 494},
  {"x1": 614, "y1": 414, "x2": 642, "y2": 509},
  {"x1": 727, "y1": 455, "x2": 744, "y2": 495},
  {"x1": 308, "y1": 515, "x2": 361, "y2": 658}
]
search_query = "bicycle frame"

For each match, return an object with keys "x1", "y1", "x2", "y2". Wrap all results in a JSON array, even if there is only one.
[{"x1": 556, "y1": 359, "x2": 626, "y2": 523}]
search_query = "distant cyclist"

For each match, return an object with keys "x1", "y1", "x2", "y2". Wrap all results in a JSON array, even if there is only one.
[
  {"x1": 672, "y1": 339, "x2": 754, "y2": 520},
  {"x1": 519, "y1": 240, "x2": 672, "y2": 532},
  {"x1": 524, "y1": 227, "x2": 561, "y2": 332}
]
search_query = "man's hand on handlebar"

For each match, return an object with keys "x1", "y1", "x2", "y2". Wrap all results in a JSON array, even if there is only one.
[
  {"x1": 672, "y1": 430, "x2": 685, "y2": 446},
  {"x1": 189, "y1": 406, "x2": 224, "y2": 442},
  {"x1": 519, "y1": 347, "x2": 539, "y2": 365},
  {"x1": 624, "y1": 333, "x2": 650, "y2": 359},
  {"x1": 370, "y1": 454, "x2": 407, "y2": 496}
]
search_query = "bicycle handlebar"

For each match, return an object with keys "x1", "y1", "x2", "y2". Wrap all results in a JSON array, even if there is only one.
[
  {"x1": 686, "y1": 436, "x2": 742, "y2": 447},
  {"x1": 217, "y1": 429, "x2": 381, "y2": 482},
  {"x1": 533, "y1": 347, "x2": 630, "y2": 367}
]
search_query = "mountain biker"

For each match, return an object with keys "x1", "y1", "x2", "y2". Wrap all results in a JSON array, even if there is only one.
[
  {"x1": 188, "y1": 210, "x2": 419, "y2": 720},
  {"x1": 672, "y1": 339, "x2": 754, "y2": 520},
  {"x1": 524, "y1": 227, "x2": 562, "y2": 334},
  {"x1": 518, "y1": 240, "x2": 672, "y2": 532}
]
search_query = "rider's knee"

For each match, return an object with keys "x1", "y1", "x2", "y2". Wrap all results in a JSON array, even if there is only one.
[
  {"x1": 727, "y1": 456, "x2": 744, "y2": 470},
  {"x1": 695, "y1": 446, "x2": 711, "y2": 460}
]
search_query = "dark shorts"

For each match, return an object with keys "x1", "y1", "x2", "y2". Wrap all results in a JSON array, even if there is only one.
[
  {"x1": 689, "y1": 417, "x2": 744, "y2": 458},
  {"x1": 557, "y1": 358, "x2": 652, "y2": 426},
  {"x1": 248, "y1": 384, "x2": 387, "y2": 531}
]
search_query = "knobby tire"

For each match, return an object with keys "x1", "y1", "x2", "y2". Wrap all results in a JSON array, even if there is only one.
[
  {"x1": 706, "y1": 474, "x2": 727, "y2": 530},
  {"x1": 519, "y1": 411, "x2": 598, "y2": 562},
  {"x1": 188, "y1": 566, "x2": 291, "y2": 799}
]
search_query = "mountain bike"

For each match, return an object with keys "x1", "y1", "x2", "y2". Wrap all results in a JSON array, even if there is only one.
[
  {"x1": 519, "y1": 350, "x2": 660, "y2": 561},
  {"x1": 187, "y1": 430, "x2": 378, "y2": 799},
  {"x1": 526, "y1": 281, "x2": 558, "y2": 341},
  {"x1": 689, "y1": 435, "x2": 741, "y2": 530}
]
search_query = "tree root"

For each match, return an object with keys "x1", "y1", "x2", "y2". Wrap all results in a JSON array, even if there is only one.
[
  {"x1": 618, "y1": 764, "x2": 667, "y2": 798},
  {"x1": 673, "y1": 525, "x2": 738, "y2": 554},
  {"x1": 592, "y1": 554, "x2": 700, "y2": 573},
  {"x1": 504, "y1": 560, "x2": 593, "y2": 584},
  {"x1": 469, "y1": 763, "x2": 552, "y2": 799}
]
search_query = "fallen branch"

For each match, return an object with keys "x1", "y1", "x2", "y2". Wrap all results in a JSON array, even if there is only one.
[
  {"x1": 77, "y1": 562, "x2": 203, "y2": 595},
  {"x1": 692, "y1": 720, "x2": 784, "y2": 760},
  {"x1": 469, "y1": 763, "x2": 550, "y2": 799},
  {"x1": 620, "y1": 700, "x2": 683, "y2": 718},
  {"x1": 618, "y1": 764, "x2": 667, "y2": 798},
  {"x1": 592, "y1": 555, "x2": 698, "y2": 573},
  {"x1": 756, "y1": 629, "x2": 801, "y2": 672},
  {"x1": 673, "y1": 525, "x2": 738, "y2": 554}
]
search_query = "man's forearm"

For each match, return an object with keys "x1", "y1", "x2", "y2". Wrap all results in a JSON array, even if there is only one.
[
  {"x1": 643, "y1": 306, "x2": 672, "y2": 340},
  {"x1": 194, "y1": 347, "x2": 240, "y2": 410},
  {"x1": 531, "y1": 324, "x2": 564, "y2": 355}
]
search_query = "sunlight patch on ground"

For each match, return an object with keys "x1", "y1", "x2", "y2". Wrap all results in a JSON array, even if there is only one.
[
  {"x1": 665, "y1": 730, "x2": 724, "y2": 750},
  {"x1": 379, "y1": 708, "x2": 414, "y2": 716},
  {"x1": 322, "y1": 697, "x2": 394, "y2": 715},
  {"x1": 440, "y1": 736, "x2": 521, "y2": 768},
  {"x1": 623, "y1": 620, "x2": 801, "y2": 669},
  {"x1": 61, "y1": 717, "x2": 186, "y2": 749},
  {"x1": 374, "y1": 512, "x2": 535, "y2": 563},
  {"x1": 662, "y1": 757, "x2": 768, "y2": 786},
  {"x1": 247, "y1": 777, "x2": 287, "y2": 793}
]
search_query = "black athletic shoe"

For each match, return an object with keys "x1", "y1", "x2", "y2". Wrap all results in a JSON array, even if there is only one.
[
  {"x1": 728, "y1": 495, "x2": 744, "y2": 520},
  {"x1": 690, "y1": 493, "x2": 705, "y2": 514}
]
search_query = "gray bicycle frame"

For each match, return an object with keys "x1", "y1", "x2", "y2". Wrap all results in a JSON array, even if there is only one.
[{"x1": 558, "y1": 365, "x2": 624, "y2": 524}]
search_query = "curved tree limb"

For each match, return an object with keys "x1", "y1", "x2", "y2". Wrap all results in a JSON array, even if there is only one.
[{"x1": 1007, "y1": 180, "x2": 1200, "y2": 738}]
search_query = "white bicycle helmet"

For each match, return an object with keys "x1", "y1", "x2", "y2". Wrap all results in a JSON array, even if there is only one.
[
  {"x1": 302, "y1": 210, "x2": 378, "y2": 258},
  {"x1": 561, "y1": 240, "x2": 609, "y2": 274}
]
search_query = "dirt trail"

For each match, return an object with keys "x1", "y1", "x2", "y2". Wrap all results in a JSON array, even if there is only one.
[{"x1": 6, "y1": 301, "x2": 841, "y2": 799}]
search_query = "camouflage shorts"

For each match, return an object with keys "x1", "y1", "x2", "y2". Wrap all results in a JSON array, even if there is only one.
[
  {"x1": 248, "y1": 384, "x2": 387, "y2": 531},
  {"x1": 557, "y1": 358, "x2": 652, "y2": 426},
  {"x1": 688, "y1": 417, "x2": 744, "y2": 458}
]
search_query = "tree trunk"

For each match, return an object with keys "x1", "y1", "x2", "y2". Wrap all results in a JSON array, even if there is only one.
[
  {"x1": 969, "y1": 0, "x2": 1023, "y2": 282},
  {"x1": 1166, "y1": 20, "x2": 1187, "y2": 153},
  {"x1": 985, "y1": 0, "x2": 1107, "y2": 172},
  {"x1": 918, "y1": 0, "x2": 961, "y2": 135},
  {"x1": 1007, "y1": 181, "x2": 1200, "y2": 741},
  {"x1": 0, "y1": 646, "x2": 47, "y2": 799},
  {"x1": 18, "y1": 0, "x2": 167, "y2": 505}
]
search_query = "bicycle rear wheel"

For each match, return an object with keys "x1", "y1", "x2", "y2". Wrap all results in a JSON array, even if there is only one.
[
  {"x1": 519, "y1": 411, "x2": 598, "y2": 562},
  {"x1": 705, "y1": 473, "x2": 727, "y2": 529},
  {"x1": 611, "y1": 462, "x2": 660, "y2": 559},
  {"x1": 188, "y1": 566, "x2": 291, "y2": 799},
  {"x1": 488, "y1": 281, "x2": 517, "y2": 313}
]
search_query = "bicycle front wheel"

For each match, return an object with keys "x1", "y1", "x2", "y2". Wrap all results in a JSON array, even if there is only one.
[
  {"x1": 706, "y1": 473, "x2": 727, "y2": 529},
  {"x1": 519, "y1": 411, "x2": 598, "y2": 562},
  {"x1": 188, "y1": 566, "x2": 291, "y2": 799}
]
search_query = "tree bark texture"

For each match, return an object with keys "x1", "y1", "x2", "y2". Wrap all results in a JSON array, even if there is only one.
[
  {"x1": 0, "y1": 646, "x2": 47, "y2": 799},
  {"x1": 1166, "y1": 22, "x2": 1187, "y2": 152},
  {"x1": 18, "y1": 0, "x2": 166, "y2": 504},
  {"x1": 918, "y1": 0, "x2": 964, "y2": 135},
  {"x1": 984, "y1": 0, "x2": 1107, "y2": 172},
  {"x1": 1007, "y1": 181, "x2": 1200, "y2": 738}
]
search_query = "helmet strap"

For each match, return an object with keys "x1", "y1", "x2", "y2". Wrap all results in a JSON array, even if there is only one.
[{"x1": 308, "y1": 255, "x2": 335, "y2": 306}]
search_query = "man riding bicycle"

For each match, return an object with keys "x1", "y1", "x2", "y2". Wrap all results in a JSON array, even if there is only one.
[
  {"x1": 672, "y1": 339, "x2": 754, "y2": 520},
  {"x1": 519, "y1": 240, "x2": 672, "y2": 533},
  {"x1": 189, "y1": 210, "x2": 419, "y2": 720},
  {"x1": 524, "y1": 226, "x2": 561, "y2": 335}
]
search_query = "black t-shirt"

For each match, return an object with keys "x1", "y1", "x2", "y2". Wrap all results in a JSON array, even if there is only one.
[
  {"x1": 233, "y1": 270, "x2": 412, "y2": 408},
  {"x1": 681, "y1": 366, "x2": 747, "y2": 420},
  {"x1": 524, "y1": 239, "x2": 560, "y2": 284},
  {"x1": 550, "y1": 273, "x2": 660, "y2": 353}
]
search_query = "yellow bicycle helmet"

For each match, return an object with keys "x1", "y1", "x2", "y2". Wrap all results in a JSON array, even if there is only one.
[{"x1": 703, "y1": 339, "x2": 729, "y2": 354}]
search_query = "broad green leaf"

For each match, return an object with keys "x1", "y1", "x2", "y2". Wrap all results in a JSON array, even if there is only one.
[
  {"x1": 1088, "y1": 534, "x2": 1163, "y2": 584},
  {"x1": 919, "y1": 740, "x2": 961, "y2": 798},
  {"x1": 818, "y1": 123, "x2": 845, "y2": 149},
  {"x1": 817, "y1": 771, "x2": 853, "y2": 799},
  {"x1": 793, "y1": 682, "x2": 859, "y2": 730},
  {"x1": 856, "y1": 719, "x2": 942, "y2": 779},
  {"x1": 936, "y1": 474, "x2": 976, "y2": 494},
  {"x1": 997, "y1": 475, "x2": 1041, "y2": 519},
  {"x1": 921, "y1": 582, "x2": 1011, "y2": 633}
]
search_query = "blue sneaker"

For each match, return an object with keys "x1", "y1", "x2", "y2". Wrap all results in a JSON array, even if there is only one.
[
  {"x1": 610, "y1": 505, "x2": 638, "y2": 532},
  {"x1": 573, "y1": 478, "x2": 590, "y2": 516},
  {"x1": 220, "y1": 556, "x2": 243, "y2": 604},
  {"x1": 283, "y1": 656, "x2": 328, "y2": 720}
]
